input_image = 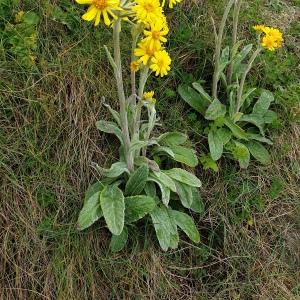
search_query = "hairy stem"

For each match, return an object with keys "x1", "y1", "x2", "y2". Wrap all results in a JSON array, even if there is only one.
[
  {"x1": 236, "y1": 47, "x2": 261, "y2": 112},
  {"x1": 212, "y1": 0, "x2": 235, "y2": 100},
  {"x1": 228, "y1": 0, "x2": 243, "y2": 84},
  {"x1": 113, "y1": 19, "x2": 134, "y2": 172}
]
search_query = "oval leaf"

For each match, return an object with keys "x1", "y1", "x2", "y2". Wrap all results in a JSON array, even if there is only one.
[
  {"x1": 168, "y1": 145, "x2": 198, "y2": 167},
  {"x1": 170, "y1": 210, "x2": 200, "y2": 243},
  {"x1": 208, "y1": 130, "x2": 224, "y2": 161},
  {"x1": 125, "y1": 165, "x2": 149, "y2": 196},
  {"x1": 100, "y1": 185, "x2": 125, "y2": 235},
  {"x1": 158, "y1": 132, "x2": 188, "y2": 146},
  {"x1": 245, "y1": 141, "x2": 271, "y2": 165},
  {"x1": 163, "y1": 168, "x2": 201, "y2": 187},
  {"x1": 96, "y1": 120, "x2": 123, "y2": 143},
  {"x1": 125, "y1": 195, "x2": 156, "y2": 223},
  {"x1": 110, "y1": 227, "x2": 128, "y2": 253},
  {"x1": 205, "y1": 99, "x2": 226, "y2": 121},
  {"x1": 98, "y1": 162, "x2": 129, "y2": 178}
]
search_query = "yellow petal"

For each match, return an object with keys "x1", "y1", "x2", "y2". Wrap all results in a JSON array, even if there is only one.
[
  {"x1": 94, "y1": 11, "x2": 101, "y2": 26},
  {"x1": 76, "y1": 0, "x2": 93, "y2": 4},
  {"x1": 102, "y1": 10, "x2": 111, "y2": 26},
  {"x1": 82, "y1": 6, "x2": 98, "y2": 21}
]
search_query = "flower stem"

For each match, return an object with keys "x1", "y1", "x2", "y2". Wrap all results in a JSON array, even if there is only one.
[
  {"x1": 236, "y1": 47, "x2": 261, "y2": 112},
  {"x1": 212, "y1": 0, "x2": 235, "y2": 100},
  {"x1": 113, "y1": 19, "x2": 134, "y2": 172}
]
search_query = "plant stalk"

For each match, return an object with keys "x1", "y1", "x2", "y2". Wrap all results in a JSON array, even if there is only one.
[
  {"x1": 236, "y1": 47, "x2": 261, "y2": 112},
  {"x1": 113, "y1": 19, "x2": 134, "y2": 172},
  {"x1": 212, "y1": 0, "x2": 235, "y2": 100}
]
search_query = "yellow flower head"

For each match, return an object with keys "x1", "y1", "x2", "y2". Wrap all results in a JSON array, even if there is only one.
[
  {"x1": 132, "y1": 0, "x2": 164, "y2": 25},
  {"x1": 143, "y1": 91, "x2": 156, "y2": 105},
  {"x1": 253, "y1": 25, "x2": 283, "y2": 51},
  {"x1": 130, "y1": 61, "x2": 141, "y2": 72},
  {"x1": 161, "y1": 0, "x2": 182, "y2": 9},
  {"x1": 134, "y1": 40, "x2": 161, "y2": 65},
  {"x1": 150, "y1": 50, "x2": 171, "y2": 77},
  {"x1": 76, "y1": 0, "x2": 122, "y2": 26},
  {"x1": 143, "y1": 20, "x2": 169, "y2": 50}
]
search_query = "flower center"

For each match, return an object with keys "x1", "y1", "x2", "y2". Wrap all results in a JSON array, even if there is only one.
[
  {"x1": 152, "y1": 31, "x2": 161, "y2": 40},
  {"x1": 157, "y1": 59, "x2": 164, "y2": 68},
  {"x1": 93, "y1": 0, "x2": 108, "y2": 10},
  {"x1": 146, "y1": 48, "x2": 154, "y2": 56},
  {"x1": 143, "y1": 3, "x2": 155, "y2": 12}
]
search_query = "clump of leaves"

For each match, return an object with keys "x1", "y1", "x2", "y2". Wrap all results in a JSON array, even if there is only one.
[
  {"x1": 179, "y1": 0, "x2": 280, "y2": 170},
  {"x1": 3, "y1": 11, "x2": 39, "y2": 68}
]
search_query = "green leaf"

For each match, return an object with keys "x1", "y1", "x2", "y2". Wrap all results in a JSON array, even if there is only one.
[
  {"x1": 178, "y1": 85, "x2": 210, "y2": 115},
  {"x1": 174, "y1": 181, "x2": 194, "y2": 208},
  {"x1": 170, "y1": 210, "x2": 200, "y2": 243},
  {"x1": 205, "y1": 99, "x2": 227, "y2": 121},
  {"x1": 218, "y1": 46, "x2": 230, "y2": 73},
  {"x1": 125, "y1": 195, "x2": 156, "y2": 223},
  {"x1": 192, "y1": 82, "x2": 212, "y2": 104},
  {"x1": 96, "y1": 120, "x2": 123, "y2": 143},
  {"x1": 224, "y1": 117, "x2": 249, "y2": 140},
  {"x1": 264, "y1": 110, "x2": 277, "y2": 124},
  {"x1": 77, "y1": 182, "x2": 104, "y2": 231},
  {"x1": 232, "y1": 44, "x2": 253, "y2": 76},
  {"x1": 23, "y1": 12, "x2": 40, "y2": 25},
  {"x1": 232, "y1": 141, "x2": 250, "y2": 169},
  {"x1": 168, "y1": 145, "x2": 198, "y2": 167},
  {"x1": 148, "y1": 178, "x2": 170, "y2": 206},
  {"x1": 218, "y1": 128, "x2": 232, "y2": 145},
  {"x1": 152, "y1": 146, "x2": 175, "y2": 158},
  {"x1": 110, "y1": 227, "x2": 128, "y2": 253},
  {"x1": 253, "y1": 90, "x2": 274, "y2": 115},
  {"x1": 100, "y1": 185, "x2": 125, "y2": 235},
  {"x1": 144, "y1": 181, "x2": 157, "y2": 198},
  {"x1": 240, "y1": 87, "x2": 257, "y2": 109},
  {"x1": 199, "y1": 154, "x2": 219, "y2": 172},
  {"x1": 151, "y1": 171, "x2": 176, "y2": 192},
  {"x1": 208, "y1": 130, "x2": 223, "y2": 161},
  {"x1": 190, "y1": 188, "x2": 205, "y2": 214},
  {"x1": 98, "y1": 162, "x2": 128, "y2": 178},
  {"x1": 104, "y1": 103, "x2": 121, "y2": 127},
  {"x1": 245, "y1": 141, "x2": 271, "y2": 165},
  {"x1": 158, "y1": 132, "x2": 188, "y2": 146},
  {"x1": 168, "y1": 209, "x2": 179, "y2": 249},
  {"x1": 248, "y1": 134, "x2": 273, "y2": 145},
  {"x1": 125, "y1": 165, "x2": 149, "y2": 196},
  {"x1": 239, "y1": 114, "x2": 265, "y2": 136},
  {"x1": 150, "y1": 206, "x2": 172, "y2": 251},
  {"x1": 163, "y1": 168, "x2": 201, "y2": 187}
]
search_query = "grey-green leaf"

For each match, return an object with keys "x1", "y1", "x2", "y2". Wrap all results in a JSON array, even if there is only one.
[
  {"x1": 224, "y1": 117, "x2": 249, "y2": 140},
  {"x1": 170, "y1": 210, "x2": 200, "y2": 243},
  {"x1": 125, "y1": 165, "x2": 149, "y2": 196},
  {"x1": 245, "y1": 141, "x2": 271, "y2": 165},
  {"x1": 253, "y1": 90, "x2": 274, "y2": 115},
  {"x1": 110, "y1": 227, "x2": 128, "y2": 253},
  {"x1": 205, "y1": 99, "x2": 227, "y2": 121},
  {"x1": 100, "y1": 185, "x2": 125, "y2": 235},
  {"x1": 178, "y1": 85, "x2": 210, "y2": 115},
  {"x1": 151, "y1": 171, "x2": 177, "y2": 192},
  {"x1": 96, "y1": 120, "x2": 123, "y2": 143},
  {"x1": 150, "y1": 206, "x2": 172, "y2": 251},
  {"x1": 163, "y1": 168, "x2": 201, "y2": 187},
  {"x1": 125, "y1": 195, "x2": 156, "y2": 223},
  {"x1": 192, "y1": 82, "x2": 212, "y2": 104},
  {"x1": 208, "y1": 130, "x2": 224, "y2": 161},
  {"x1": 168, "y1": 209, "x2": 179, "y2": 249},
  {"x1": 158, "y1": 132, "x2": 188, "y2": 146},
  {"x1": 174, "y1": 181, "x2": 194, "y2": 208},
  {"x1": 168, "y1": 145, "x2": 198, "y2": 167},
  {"x1": 190, "y1": 188, "x2": 205, "y2": 214},
  {"x1": 77, "y1": 183, "x2": 104, "y2": 231},
  {"x1": 98, "y1": 162, "x2": 129, "y2": 178},
  {"x1": 232, "y1": 141, "x2": 250, "y2": 169}
]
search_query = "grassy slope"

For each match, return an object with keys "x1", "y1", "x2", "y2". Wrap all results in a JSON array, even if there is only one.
[{"x1": 0, "y1": 0, "x2": 299, "y2": 299}]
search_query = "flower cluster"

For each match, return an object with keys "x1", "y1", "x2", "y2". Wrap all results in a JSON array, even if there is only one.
[
  {"x1": 253, "y1": 25, "x2": 283, "y2": 51},
  {"x1": 76, "y1": 0, "x2": 178, "y2": 77}
]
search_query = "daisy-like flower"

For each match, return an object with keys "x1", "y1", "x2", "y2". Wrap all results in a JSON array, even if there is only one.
[
  {"x1": 161, "y1": 0, "x2": 182, "y2": 9},
  {"x1": 130, "y1": 61, "x2": 141, "y2": 72},
  {"x1": 134, "y1": 41, "x2": 161, "y2": 65},
  {"x1": 253, "y1": 25, "x2": 283, "y2": 51},
  {"x1": 143, "y1": 21, "x2": 169, "y2": 50},
  {"x1": 132, "y1": 0, "x2": 164, "y2": 25},
  {"x1": 150, "y1": 50, "x2": 171, "y2": 77},
  {"x1": 76, "y1": 0, "x2": 122, "y2": 26}
]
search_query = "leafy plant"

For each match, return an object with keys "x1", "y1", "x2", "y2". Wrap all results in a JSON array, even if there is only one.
[
  {"x1": 179, "y1": 0, "x2": 283, "y2": 170},
  {"x1": 76, "y1": 0, "x2": 203, "y2": 252},
  {"x1": 2, "y1": 10, "x2": 39, "y2": 68}
]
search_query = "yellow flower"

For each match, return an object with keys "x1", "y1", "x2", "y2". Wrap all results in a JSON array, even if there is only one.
[
  {"x1": 130, "y1": 61, "x2": 141, "y2": 72},
  {"x1": 134, "y1": 41, "x2": 161, "y2": 65},
  {"x1": 143, "y1": 21, "x2": 169, "y2": 50},
  {"x1": 143, "y1": 91, "x2": 156, "y2": 105},
  {"x1": 76, "y1": 0, "x2": 122, "y2": 26},
  {"x1": 161, "y1": 0, "x2": 182, "y2": 9},
  {"x1": 253, "y1": 25, "x2": 283, "y2": 51},
  {"x1": 132, "y1": 0, "x2": 164, "y2": 25},
  {"x1": 15, "y1": 11, "x2": 25, "y2": 23},
  {"x1": 150, "y1": 50, "x2": 171, "y2": 77}
]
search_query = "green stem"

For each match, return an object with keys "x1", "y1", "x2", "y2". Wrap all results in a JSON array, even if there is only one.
[
  {"x1": 236, "y1": 47, "x2": 261, "y2": 112},
  {"x1": 113, "y1": 19, "x2": 134, "y2": 172},
  {"x1": 212, "y1": 0, "x2": 235, "y2": 100},
  {"x1": 228, "y1": 0, "x2": 242, "y2": 84}
]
